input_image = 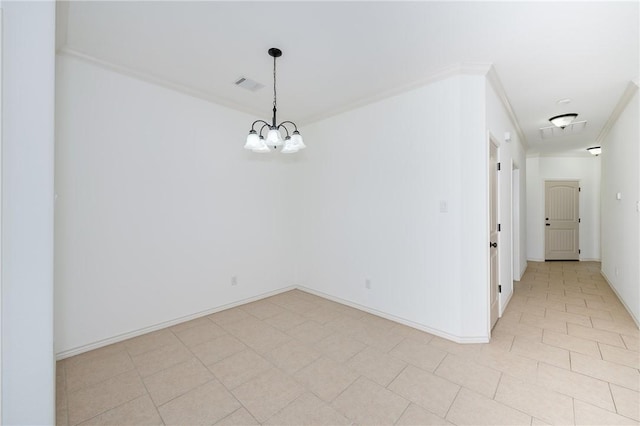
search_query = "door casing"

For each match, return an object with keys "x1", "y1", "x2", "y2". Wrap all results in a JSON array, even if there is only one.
[{"x1": 489, "y1": 138, "x2": 499, "y2": 330}]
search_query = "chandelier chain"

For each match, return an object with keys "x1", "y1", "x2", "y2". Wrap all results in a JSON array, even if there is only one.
[{"x1": 273, "y1": 54, "x2": 277, "y2": 110}]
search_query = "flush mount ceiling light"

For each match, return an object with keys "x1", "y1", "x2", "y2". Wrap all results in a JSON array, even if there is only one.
[
  {"x1": 244, "y1": 48, "x2": 305, "y2": 154},
  {"x1": 586, "y1": 146, "x2": 602, "y2": 156},
  {"x1": 549, "y1": 113, "x2": 578, "y2": 129}
]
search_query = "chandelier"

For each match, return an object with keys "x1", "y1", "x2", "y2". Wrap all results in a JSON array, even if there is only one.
[{"x1": 244, "y1": 48, "x2": 305, "y2": 154}]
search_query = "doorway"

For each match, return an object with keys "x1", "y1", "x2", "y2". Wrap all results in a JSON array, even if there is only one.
[{"x1": 544, "y1": 180, "x2": 580, "y2": 260}]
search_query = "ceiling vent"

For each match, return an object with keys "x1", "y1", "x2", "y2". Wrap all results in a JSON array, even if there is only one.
[
  {"x1": 539, "y1": 120, "x2": 587, "y2": 139},
  {"x1": 234, "y1": 77, "x2": 264, "y2": 92}
]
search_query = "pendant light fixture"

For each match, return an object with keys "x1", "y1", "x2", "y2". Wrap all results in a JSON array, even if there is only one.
[
  {"x1": 549, "y1": 113, "x2": 578, "y2": 129},
  {"x1": 244, "y1": 48, "x2": 305, "y2": 154},
  {"x1": 586, "y1": 146, "x2": 601, "y2": 156}
]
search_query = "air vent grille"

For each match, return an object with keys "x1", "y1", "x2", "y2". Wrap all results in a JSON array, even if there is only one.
[
  {"x1": 539, "y1": 120, "x2": 587, "y2": 139},
  {"x1": 234, "y1": 77, "x2": 264, "y2": 92}
]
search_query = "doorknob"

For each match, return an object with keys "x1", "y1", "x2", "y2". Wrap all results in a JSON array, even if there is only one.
[
  {"x1": 546, "y1": 223, "x2": 550, "y2": 226},
  {"x1": 490, "y1": 242, "x2": 497, "y2": 248}
]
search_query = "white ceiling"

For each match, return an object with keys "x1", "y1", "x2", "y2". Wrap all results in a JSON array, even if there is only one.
[{"x1": 56, "y1": 1, "x2": 639, "y2": 156}]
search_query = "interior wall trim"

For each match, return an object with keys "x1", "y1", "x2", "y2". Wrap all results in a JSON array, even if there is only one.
[
  {"x1": 56, "y1": 48, "x2": 498, "y2": 128},
  {"x1": 55, "y1": 286, "x2": 296, "y2": 360},
  {"x1": 601, "y1": 270, "x2": 640, "y2": 329},
  {"x1": 485, "y1": 65, "x2": 528, "y2": 149},
  {"x1": 57, "y1": 47, "x2": 263, "y2": 119},
  {"x1": 56, "y1": 283, "x2": 491, "y2": 360},
  {"x1": 297, "y1": 286, "x2": 490, "y2": 344},
  {"x1": 596, "y1": 80, "x2": 639, "y2": 144},
  {"x1": 299, "y1": 62, "x2": 493, "y2": 125}
]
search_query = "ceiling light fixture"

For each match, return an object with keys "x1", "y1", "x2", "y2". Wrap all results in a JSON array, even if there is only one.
[
  {"x1": 244, "y1": 48, "x2": 305, "y2": 154},
  {"x1": 586, "y1": 146, "x2": 601, "y2": 156},
  {"x1": 549, "y1": 113, "x2": 578, "y2": 129}
]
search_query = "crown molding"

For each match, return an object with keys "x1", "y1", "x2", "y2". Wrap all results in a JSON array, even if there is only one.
[
  {"x1": 57, "y1": 47, "x2": 526, "y2": 144},
  {"x1": 298, "y1": 63, "x2": 493, "y2": 125},
  {"x1": 485, "y1": 66, "x2": 528, "y2": 149},
  {"x1": 57, "y1": 47, "x2": 264, "y2": 119},
  {"x1": 596, "y1": 80, "x2": 639, "y2": 144},
  {"x1": 57, "y1": 49, "x2": 496, "y2": 126}
]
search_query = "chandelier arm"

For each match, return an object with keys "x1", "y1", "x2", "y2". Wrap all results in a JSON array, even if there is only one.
[
  {"x1": 259, "y1": 123, "x2": 270, "y2": 137},
  {"x1": 277, "y1": 121, "x2": 299, "y2": 132},
  {"x1": 251, "y1": 119, "x2": 270, "y2": 132},
  {"x1": 277, "y1": 124, "x2": 291, "y2": 138}
]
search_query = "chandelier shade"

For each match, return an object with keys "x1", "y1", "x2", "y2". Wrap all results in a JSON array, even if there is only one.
[
  {"x1": 243, "y1": 130, "x2": 260, "y2": 150},
  {"x1": 244, "y1": 48, "x2": 305, "y2": 154},
  {"x1": 266, "y1": 128, "x2": 284, "y2": 146}
]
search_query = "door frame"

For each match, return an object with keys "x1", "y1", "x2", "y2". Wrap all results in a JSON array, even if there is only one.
[
  {"x1": 512, "y1": 163, "x2": 521, "y2": 279},
  {"x1": 488, "y1": 134, "x2": 500, "y2": 333},
  {"x1": 0, "y1": 8, "x2": 4, "y2": 419}
]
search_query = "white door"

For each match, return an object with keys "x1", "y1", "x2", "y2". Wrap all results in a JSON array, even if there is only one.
[
  {"x1": 489, "y1": 142, "x2": 499, "y2": 329},
  {"x1": 545, "y1": 180, "x2": 579, "y2": 260}
]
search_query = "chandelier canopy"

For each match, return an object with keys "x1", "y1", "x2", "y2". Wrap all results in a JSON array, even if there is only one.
[{"x1": 244, "y1": 48, "x2": 305, "y2": 154}]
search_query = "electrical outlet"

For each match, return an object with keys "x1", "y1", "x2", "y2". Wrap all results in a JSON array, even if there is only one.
[
  {"x1": 365, "y1": 279, "x2": 371, "y2": 289},
  {"x1": 231, "y1": 276, "x2": 238, "y2": 286}
]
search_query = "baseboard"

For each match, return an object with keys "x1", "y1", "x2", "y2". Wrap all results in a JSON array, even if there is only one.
[
  {"x1": 56, "y1": 282, "x2": 498, "y2": 360},
  {"x1": 499, "y1": 289, "x2": 513, "y2": 318},
  {"x1": 519, "y1": 261, "x2": 528, "y2": 279},
  {"x1": 580, "y1": 258, "x2": 601, "y2": 262},
  {"x1": 55, "y1": 286, "x2": 296, "y2": 360},
  {"x1": 527, "y1": 257, "x2": 545, "y2": 262},
  {"x1": 297, "y1": 286, "x2": 490, "y2": 344},
  {"x1": 513, "y1": 263, "x2": 526, "y2": 281},
  {"x1": 600, "y1": 271, "x2": 640, "y2": 329}
]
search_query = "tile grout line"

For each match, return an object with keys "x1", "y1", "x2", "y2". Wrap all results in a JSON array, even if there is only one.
[
  {"x1": 70, "y1": 354, "x2": 156, "y2": 426},
  {"x1": 441, "y1": 384, "x2": 462, "y2": 421},
  {"x1": 391, "y1": 400, "x2": 411, "y2": 426},
  {"x1": 63, "y1": 361, "x2": 70, "y2": 426},
  {"x1": 491, "y1": 372, "x2": 503, "y2": 400},
  {"x1": 126, "y1": 345, "x2": 166, "y2": 425}
]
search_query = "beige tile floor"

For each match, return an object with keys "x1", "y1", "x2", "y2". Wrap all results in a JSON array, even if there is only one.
[{"x1": 56, "y1": 261, "x2": 640, "y2": 425}]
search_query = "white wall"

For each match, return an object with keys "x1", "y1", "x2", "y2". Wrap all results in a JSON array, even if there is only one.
[
  {"x1": 55, "y1": 61, "x2": 530, "y2": 351},
  {"x1": 526, "y1": 155, "x2": 601, "y2": 262},
  {"x1": 485, "y1": 74, "x2": 527, "y2": 314},
  {"x1": 600, "y1": 85, "x2": 639, "y2": 324},
  {"x1": 459, "y1": 76, "x2": 489, "y2": 337},
  {"x1": 1, "y1": 1, "x2": 56, "y2": 424},
  {"x1": 55, "y1": 55, "x2": 299, "y2": 355},
  {"x1": 294, "y1": 74, "x2": 494, "y2": 342}
]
